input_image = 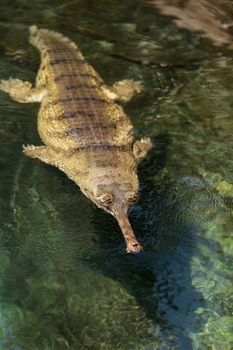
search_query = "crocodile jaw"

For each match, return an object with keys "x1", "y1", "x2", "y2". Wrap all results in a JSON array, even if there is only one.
[{"x1": 113, "y1": 210, "x2": 142, "y2": 253}]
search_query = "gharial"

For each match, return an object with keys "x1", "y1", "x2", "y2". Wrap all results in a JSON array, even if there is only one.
[{"x1": 0, "y1": 26, "x2": 152, "y2": 253}]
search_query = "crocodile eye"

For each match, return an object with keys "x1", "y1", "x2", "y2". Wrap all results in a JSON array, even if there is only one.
[
  {"x1": 96, "y1": 193, "x2": 113, "y2": 206},
  {"x1": 125, "y1": 191, "x2": 138, "y2": 203}
]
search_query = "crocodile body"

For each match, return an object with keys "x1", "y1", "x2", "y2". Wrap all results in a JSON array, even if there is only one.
[{"x1": 0, "y1": 26, "x2": 152, "y2": 253}]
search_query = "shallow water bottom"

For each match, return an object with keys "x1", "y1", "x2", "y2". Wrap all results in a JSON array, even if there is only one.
[{"x1": 0, "y1": 0, "x2": 233, "y2": 349}]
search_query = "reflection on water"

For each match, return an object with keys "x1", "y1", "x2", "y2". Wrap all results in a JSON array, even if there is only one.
[
  {"x1": 148, "y1": 0, "x2": 233, "y2": 48},
  {"x1": 0, "y1": 0, "x2": 233, "y2": 349}
]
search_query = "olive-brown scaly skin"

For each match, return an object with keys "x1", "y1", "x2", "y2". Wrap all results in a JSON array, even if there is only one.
[{"x1": 0, "y1": 26, "x2": 152, "y2": 253}]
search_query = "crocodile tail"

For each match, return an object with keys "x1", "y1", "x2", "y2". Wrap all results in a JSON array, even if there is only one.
[
  {"x1": 29, "y1": 25, "x2": 41, "y2": 49},
  {"x1": 29, "y1": 25, "x2": 79, "y2": 53},
  {"x1": 29, "y1": 25, "x2": 39, "y2": 36}
]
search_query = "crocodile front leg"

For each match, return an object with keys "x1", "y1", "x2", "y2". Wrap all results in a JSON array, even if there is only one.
[
  {"x1": 0, "y1": 79, "x2": 47, "y2": 103},
  {"x1": 23, "y1": 145, "x2": 58, "y2": 165},
  {"x1": 23, "y1": 145, "x2": 82, "y2": 183},
  {"x1": 133, "y1": 138, "x2": 153, "y2": 162},
  {"x1": 102, "y1": 79, "x2": 143, "y2": 102}
]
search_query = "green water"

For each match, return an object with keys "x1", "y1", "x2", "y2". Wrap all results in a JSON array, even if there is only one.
[{"x1": 0, "y1": 0, "x2": 233, "y2": 349}]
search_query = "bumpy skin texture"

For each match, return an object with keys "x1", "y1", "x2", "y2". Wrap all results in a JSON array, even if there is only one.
[{"x1": 0, "y1": 26, "x2": 152, "y2": 253}]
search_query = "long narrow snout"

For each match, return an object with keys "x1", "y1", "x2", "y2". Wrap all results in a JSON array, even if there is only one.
[{"x1": 114, "y1": 211, "x2": 142, "y2": 253}]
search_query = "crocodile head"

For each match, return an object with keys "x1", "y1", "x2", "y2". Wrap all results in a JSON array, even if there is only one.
[{"x1": 82, "y1": 173, "x2": 142, "y2": 253}]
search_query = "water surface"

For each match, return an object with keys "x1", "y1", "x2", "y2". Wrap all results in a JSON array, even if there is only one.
[{"x1": 0, "y1": 1, "x2": 233, "y2": 349}]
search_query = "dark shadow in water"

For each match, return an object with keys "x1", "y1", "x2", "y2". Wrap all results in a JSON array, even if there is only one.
[
  {"x1": 85, "y1": 133, "x2": 210, "y2": 349},
  {"x1": 0, "y1": 1, "x2": 231, "y2": 349},
  {"x1": 0, "y1": 132, "x2": 220, "y2": 349}
]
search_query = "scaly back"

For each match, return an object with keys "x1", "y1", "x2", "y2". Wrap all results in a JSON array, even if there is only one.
[{"x1": 30, "y1": 26, "x2": 134, "y2": 151}]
